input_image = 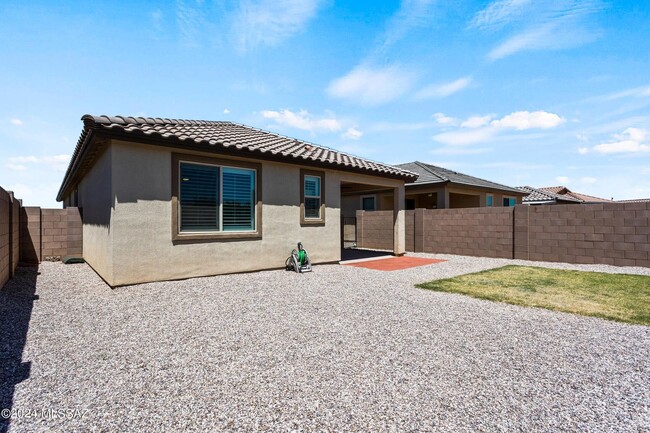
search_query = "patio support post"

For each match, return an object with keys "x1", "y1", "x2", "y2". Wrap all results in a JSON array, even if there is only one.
[{"x1": 393, "y1": 185, "x2": 406, "y2": 256}]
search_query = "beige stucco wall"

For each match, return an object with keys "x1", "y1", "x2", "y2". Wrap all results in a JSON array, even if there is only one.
[
  {"x1": 95, "y1": 140, "x2": 405, "y2": 286},
  {"x1": 77, "y1": 146, "x2": 114, "y2": 283}
]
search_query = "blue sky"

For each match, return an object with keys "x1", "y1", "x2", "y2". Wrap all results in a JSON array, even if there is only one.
[{"x1": 1, "y1": 0, "x2": 649, "y2": 207}]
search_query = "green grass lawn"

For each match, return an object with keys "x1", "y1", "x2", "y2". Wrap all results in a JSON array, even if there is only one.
[{"x1": 417, "y1": 266, "x2": 650, "y2": 325}]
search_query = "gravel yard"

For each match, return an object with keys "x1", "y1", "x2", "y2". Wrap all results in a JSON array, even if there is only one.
[{"x1": 1, "y1": 253, "x2": 649, "y2": 432}]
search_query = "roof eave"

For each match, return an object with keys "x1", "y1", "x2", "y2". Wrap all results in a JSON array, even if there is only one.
[
  {"x1": 58, "y1": 125, "x2": 417, "y2": 199},
  {"x1": 406, "y1": 179, "x2": 526, "y2": 195}
]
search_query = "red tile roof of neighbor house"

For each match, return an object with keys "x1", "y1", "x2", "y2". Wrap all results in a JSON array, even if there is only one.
[
  {"x1": 57, "y1": 115, "x2": 418, "y2": 201},
  {"x1": 518, "y1": 186, "x2": 583, "y2": 204},
  {"x1": 537, "y1": 186, "x2": 613, "y2": 203}
]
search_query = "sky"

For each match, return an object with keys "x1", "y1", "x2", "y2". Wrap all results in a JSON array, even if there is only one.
[{"x1": 1, "y1": 0, "x2": 649, "y2": 207}]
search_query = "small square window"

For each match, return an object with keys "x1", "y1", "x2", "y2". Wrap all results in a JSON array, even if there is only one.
[
  {"x1": 362, "y1": 195, "x2": 376, "y2": 211},
  {"x1": 503, "y1": 197, "x2": 516, "y2": 207},
  {"x1": 486, "y1": 195, "x2": 493, "y2": 207}
]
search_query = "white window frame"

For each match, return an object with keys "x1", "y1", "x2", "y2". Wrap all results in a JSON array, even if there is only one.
[{"x1": 303, "y1": 174, "x2": 322, "y2": 220}]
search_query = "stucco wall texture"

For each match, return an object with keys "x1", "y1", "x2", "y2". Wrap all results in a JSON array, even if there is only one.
[{"x1": 77, "y1": 140, "x2": 405, "y2": 286}]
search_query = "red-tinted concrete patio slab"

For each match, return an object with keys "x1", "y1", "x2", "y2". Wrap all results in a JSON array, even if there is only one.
[{"x1": 344, "y1": 256, "x2": 446, "y2": 271}]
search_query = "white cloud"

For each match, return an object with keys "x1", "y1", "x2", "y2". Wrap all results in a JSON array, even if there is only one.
[
  {"x1": 10, "y1": 118, "x2": 23, "y2": 126},
  {"x1": 327, "y1": 65, "x2": 417, "y2": 106},
  {"x1": 470, "y1": 0, "x2": 531, "y2": 30},
  {"x1": 431, "y1": 110, "x2": 564, "y2": 145},
  {"x1": 380, "y1": 0, "x2": 438, "y2": 49},
  {"x1": 232, "y1": 0, "x2": 322, "y2": 52},
  {"x1": 621, "y1": 127, "x2": 647, "y2": 142},
  {"x1": 488, "y1": 24, "x2": 552, "y2": 60},
  {"x1": 415, "y1": 77, "x2": 472, "y2": 100},
  {"x1": 581, "y1": 176, "x2": 597, "y2": 184},
  {"x1": 593, "y1": 127, "x2": 650, "y2": 154},
  {"x1": 433, "y1": 112, "x2": 458, "y2": 125},
  {"x1": 478, "y1": 0, "x2": 604, "y2": 60},
  {"x1": 261, "y1": 109, "x2": 341, "y2": 133},
  {"x1": 341, "y1": 127, "x2": 363, "y2": 140},
  {"x1": 491, "y1": 111, "x2": 565, "y2": 130},
  {"x1": 594, "y1": 141, "x2": 650, "y2": 154},
  {"x1": 578, "y1": 147, "x2": 589, "y2": 155},
  {"x1": 556, "y1": 176, "x2": 570, "y2": 184},
  {"x1": 602, "y1": 85, "x2": 650, "y2": 101},
  {"x1": 223, "y1": 108, "x2": 230, "y2": 114},
  {"x1": 432, "y1": 128, "x2": 497, "y2": 146},
  {"x1": 6, "y1": 154, "x2": 70, "y2": 172},
  {"x1": 175, "y1": 0, "x2": 206, "y2": 47},
  {"x1": 461, "y1": 115, "x2": 492, "y2": 128}
]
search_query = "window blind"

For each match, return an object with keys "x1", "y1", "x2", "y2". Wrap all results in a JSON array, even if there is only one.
[
  {"x1": 180, "y1": 163, "x2": 219, "y2": 231},
  {"x1": 222, "y1": 167, "x2": 255, "y2": 231},
  {"x1": 304, "y1": 175, "x2": 321, "y2": 218}
]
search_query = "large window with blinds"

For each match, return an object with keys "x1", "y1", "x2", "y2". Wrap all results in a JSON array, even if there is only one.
[{"x1": 179, "y1": 161, "x2": 256, "y2": 233}]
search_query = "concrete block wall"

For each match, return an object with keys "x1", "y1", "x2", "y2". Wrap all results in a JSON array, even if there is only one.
[
  {"x1": 20, "y1": 207, "x2": 42, "y2": 263},
  {"x1": 356, "y1": 210, "x2": 394, "y2": 250},
  {"x1": 11, "y1": 195, "x2": 19, "y2": 274},
  {"x1": 514, "y1": 202, "x2": 650, "y2": 267},
  {"x1": 41, "y1": 208, "x2": 82, "y2": 260},
  {"x1": 1, "y1": 188, "x2": 11, "y2": 288},
  {"x1": 356, "y1": 203, "x2": 650, "y2": 268},
  {"x1": 415, "y1": 207, "x2": 514, "y2": 258},
  {"x1": 1, "y1": 183, "x2": 84, "y2": 288},
  {"x1": 1, "y1": 188, "x2": 22, "y2": 288}
]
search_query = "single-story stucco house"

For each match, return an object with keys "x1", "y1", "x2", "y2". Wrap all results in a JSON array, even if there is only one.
[
  {"x1": 341, "y1": 161, "x2": 526, "y2": 216},
  {"x1": 57, "y1": 115, "x2": 417, "y2": 286}
]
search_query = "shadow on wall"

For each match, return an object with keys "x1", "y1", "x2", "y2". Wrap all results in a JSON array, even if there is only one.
[
  {"x1": 0, "y1": 266, "x2": 39, "y2": 433},
  {"x1": 19, "y1": 208, "x2": 40, "y2": 264}
]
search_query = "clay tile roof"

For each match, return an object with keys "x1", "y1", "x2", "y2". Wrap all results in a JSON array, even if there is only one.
[
  {"x1": 57, "y1": 115, "x2": 417, "y2": 201},
  {"x1": 397, "y1": 161, "x2": 525, "y2": 194},
  {"x1": 537, "y1": 186, "x2": 612, "y2": 203},
  {"x1": 518, "y1": 186, "x2": 582, "y2": 204}
]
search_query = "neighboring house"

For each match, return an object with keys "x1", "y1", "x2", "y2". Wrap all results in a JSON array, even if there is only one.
[
  {"x1": 57, "y1": 115, "x2": 416, "y2": 286},
  {"x1": 537, "y1": 186, "x2": 612, "y2": 203},
  {"x1": 616, "y1": 198, "x2": 650, "y2": 203},
  {"x1": 520, "y1": 185, "x2": 613, "y2": 205},
  {"x1": 388, "y1": 161, "x2": 526, "y2": 210},
  {"x1": 518, "y1": 186, "x2": 583, "y2": 205}
]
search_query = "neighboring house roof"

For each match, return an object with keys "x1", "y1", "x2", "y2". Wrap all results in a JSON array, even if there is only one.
[
  {"x1": 616, "y1": 198, "x2": 650, "y2": 203},
  {"x1": 396, "y1": 161, "x2": 525, "y2": 194},
  {"x1": 537, "y1": 186, "x2": 612, "y2": 203},
  {"x1": 57, "y1": 115, "x2": 418, "y2": 201},
  {"x1": 518, "y1": 186, "x2": 582, "y2": 204}
]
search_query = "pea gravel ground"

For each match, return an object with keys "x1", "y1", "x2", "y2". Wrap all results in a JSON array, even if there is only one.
[{"x1": 1, "y1": 254, "x2": 649, "y2": 432}]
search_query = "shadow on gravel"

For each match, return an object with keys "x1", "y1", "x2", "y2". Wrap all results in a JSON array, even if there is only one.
[{"x1": 0, "y1": 266, "x2": 39, "y2": 433}]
